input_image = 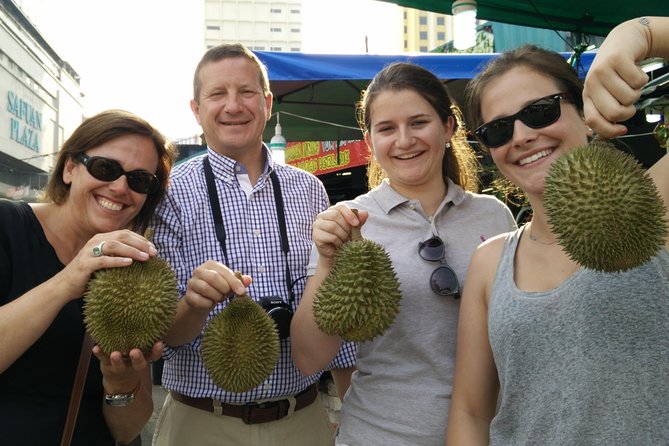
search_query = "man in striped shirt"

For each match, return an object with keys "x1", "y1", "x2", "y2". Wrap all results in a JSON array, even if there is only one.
[{"x1": 151, "y1": 43, "x2": 356, "y2": 446}]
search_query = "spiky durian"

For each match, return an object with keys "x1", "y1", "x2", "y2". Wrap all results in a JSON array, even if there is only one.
[
  {"x1": 544, "y1": 139, "x2": 668, "y2": 272},
  {"x1": 201, "y1": 281, "x2": 280, "y2": 393},
  {"x1": 83, "y1": 229, "x2": 177, "y2": 354},
  {"x1": 313, "y1": 210, "x2": 402, "y2": 342}
]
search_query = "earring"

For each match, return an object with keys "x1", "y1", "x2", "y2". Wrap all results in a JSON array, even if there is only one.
[{"x1": 445, "y1": 142, "x2": 451, "y2": 149}]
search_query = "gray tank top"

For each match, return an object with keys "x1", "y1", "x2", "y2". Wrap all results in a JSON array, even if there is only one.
[{"x1": 488, "y1": 227, "x2": 669, "y2": 445}]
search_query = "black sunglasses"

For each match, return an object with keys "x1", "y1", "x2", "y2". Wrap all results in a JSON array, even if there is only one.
[
  {"x1": 418, "y1": 236, "x2": 460, "y2": 299},
  {"x1": 474, "y1": 93, "x2": 569, "y2": 148},
  {"x1": 75, "y1": 153, "x2": 159, "y2": 194}
]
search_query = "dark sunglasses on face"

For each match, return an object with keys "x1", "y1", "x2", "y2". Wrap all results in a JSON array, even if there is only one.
[
  {"x1": 474, "y1": 93, "x2": 569, "y2": 148},
  {"x1": 75, "y1": 153, "x2": 159, "y2": 194},
  {"x1": 418, "y1": 236, "x2": 460, "y2": 299}
]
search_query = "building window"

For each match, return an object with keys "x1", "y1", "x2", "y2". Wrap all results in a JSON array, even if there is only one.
[
  {"x1": 207, "y1": 25, "x2": 220, "y2": 30},
  {"x1": 291, "y1": 9, "x2": 300, "y2": 13},
  {"x1": 437, "y1": 17, "x2": 445, "y2": 25},
  {"x1": 404, "y1": 40, "x2": 408, "y2": 48},
  {"x1": 403, "y1": 11, "x2": 407, "y2": 19},
  {"x1": 271, "y1": 46, "x2": 282, "y2": 51},
  {"x1": 270, "y1": 27, "x2": 282, "y2": 32},
  {"x1": 437, "y1": 32, "x2": 445, "y2": 40},
  {"x1": 290, "y1": 47, "x2": 300, "y2": 52},
  {"x1": 270, "y1": 8, "x2": 281, "y2": 13},
  {"x1": 255, "y1": 46, "x2": 266, "y2": 51},
  {"x1": 404, "y1": 26, "x2": 407, "y2": 33},
  {"x1": 291, "y1": 28, "x2": 300, "y2": 32},
  {"x1": 419, "y1": 16, "x2": 427, "y2": 25},
  {"x1": 419, "y1": 31, "x2": 428, "y2": 40},
  {"x1": 420, "y1": 46, "x2": 428, "y2": 52}
]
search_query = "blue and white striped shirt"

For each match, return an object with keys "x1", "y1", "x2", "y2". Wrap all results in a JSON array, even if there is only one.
[{"x1": 151, "y1": 145, "x2": 356, "y2": 403}]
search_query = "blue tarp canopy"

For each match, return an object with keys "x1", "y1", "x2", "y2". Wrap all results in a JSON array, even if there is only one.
[{"x1": 255, "y1": 50, "x2": 596, "y2": 142}]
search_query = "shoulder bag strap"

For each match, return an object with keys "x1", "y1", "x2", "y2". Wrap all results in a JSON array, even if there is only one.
[{"x1": 60, "y1": 331, "x2": 94, "y2": 446}]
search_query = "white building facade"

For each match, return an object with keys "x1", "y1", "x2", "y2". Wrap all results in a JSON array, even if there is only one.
[
  {"x1": 0, "y1": 0, "x2": 84, "y2": 201},
  {"x1": 205, "y1": 0, "x2": 303, "y2": 52}
]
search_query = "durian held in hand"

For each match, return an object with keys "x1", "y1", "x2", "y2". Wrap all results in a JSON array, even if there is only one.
[
  {"x1": 313, "y1": 209, "x2": 401, "y2": 342},
  {"x1": 544, "y1": 139, "x2": 668, "y2": 272},
  {"x1": 83, "y1": 228, "x2": 178, "y2": 354},
  {"x1": 201, "y1": 272, "x2": 280, "y2": 393}
]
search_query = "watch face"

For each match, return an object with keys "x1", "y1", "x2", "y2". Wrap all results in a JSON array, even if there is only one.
[{"x1": 105, "y1": 393, "x2": 135, "y2": 407}]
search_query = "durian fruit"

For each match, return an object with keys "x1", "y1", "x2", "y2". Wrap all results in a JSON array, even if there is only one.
[
  {"x1": 201, "y1": 273, "x2": 280, "y2": 393},
  {"x1": 83, "y1": 228, "x2": 178, "y2": 354},
  {"x1": 544, "y1": 139, "x2": 668, "y2": 272},
  {"x1": 313, "y1": 209, "x2": 402, "y2": 342}
]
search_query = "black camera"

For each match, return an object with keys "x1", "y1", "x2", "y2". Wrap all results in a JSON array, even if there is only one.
[{"x1": 259, "y1": 297, "x2": 293, "y2": 339}]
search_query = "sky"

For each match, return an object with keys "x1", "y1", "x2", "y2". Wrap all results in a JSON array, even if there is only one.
[{"x1": 15, "y1": 0, "x2": 402, "y2": 141}]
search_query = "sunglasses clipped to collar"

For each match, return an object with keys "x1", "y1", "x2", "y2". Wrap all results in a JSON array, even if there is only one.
[
  {"x1": 474, "y1": 93, "x2": 569, "y2": 148},
  {"x1": 418, "y1": 236, "x2": 460, "y2": 299},
  {"x1": 75, "y1": 153, "x2": 159, "y2": 194}
]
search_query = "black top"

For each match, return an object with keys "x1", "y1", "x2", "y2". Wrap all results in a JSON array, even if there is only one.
[{"x1": 0, "y1": 199, "x2": 114, "y2": 446}]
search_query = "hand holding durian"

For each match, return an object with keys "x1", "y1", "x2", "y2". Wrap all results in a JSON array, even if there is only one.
[
  {"x1": 201, "y1": 272, "x2": 280, "y2": 393},
  {"x1": 83, "y1": 228, "x2": 178, "y2": 354},
  {"x1": 313, "y1": 209, "x2": 401, "y2": 342}
]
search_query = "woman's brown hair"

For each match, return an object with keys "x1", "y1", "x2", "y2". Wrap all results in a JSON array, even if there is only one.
[{"x1": 43, "y1": 109, "x2": 177, "y2": 233}]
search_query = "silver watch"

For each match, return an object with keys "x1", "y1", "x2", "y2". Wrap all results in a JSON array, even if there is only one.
[{"x1": 104, "y1": 392, "x2": 135, "y2": 407}]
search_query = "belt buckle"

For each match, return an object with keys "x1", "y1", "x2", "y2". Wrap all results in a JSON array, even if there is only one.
[{"x1": 242, "y1": 402, "x2": 259, "y2": 425}]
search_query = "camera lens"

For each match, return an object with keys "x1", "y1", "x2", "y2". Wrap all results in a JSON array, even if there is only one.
[{"x1": 260, "y1": 297, "x2": 293, "y2": 339}]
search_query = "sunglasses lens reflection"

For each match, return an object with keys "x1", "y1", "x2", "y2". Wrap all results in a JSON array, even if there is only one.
[
  {"x1": 127, "y1": 172, "x2": 158, "y2": 194},
  {"x1": 522, "y1": 102, "x2": 561, "y2": 128},
  {"x1": 430, "y1": 266, "x2": 459, "y2": 298},
  {"x1": 88, "y1": 157, "x2": 123, "y2": 182},
  {"x1": 419, "y1": 237, "x2": 444, "y2": 262}
]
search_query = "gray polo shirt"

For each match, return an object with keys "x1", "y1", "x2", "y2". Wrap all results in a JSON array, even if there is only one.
[{"x1": 310, "y1": 179, "x2": 516, "y2": 445}]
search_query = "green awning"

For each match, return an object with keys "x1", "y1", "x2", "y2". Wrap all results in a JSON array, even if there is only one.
[{"x1": 376, "y1": 0, "x2": 667, "y2": 36}]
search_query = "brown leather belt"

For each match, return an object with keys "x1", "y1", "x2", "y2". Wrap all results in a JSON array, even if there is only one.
[{"x1": 170, "y1": 383, "x2": 319, "y2": 425}]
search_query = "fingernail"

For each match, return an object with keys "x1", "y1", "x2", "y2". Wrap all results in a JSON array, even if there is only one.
[
  {"x1": 619, "y1": 127, "x2": 628, "y2": 136},
  {"x1": 138, "y1": 251, "x2": 149, "y2": 260}
]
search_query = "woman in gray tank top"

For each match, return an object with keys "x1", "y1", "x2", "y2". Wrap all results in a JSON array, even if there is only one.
[{"x1": 447, "y1": 17, "x2": 669, "y2": 446}]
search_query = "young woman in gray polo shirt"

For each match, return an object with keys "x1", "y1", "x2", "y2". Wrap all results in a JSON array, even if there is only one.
[{"x1": 291, "y1": 62, "x2": 516, "y2": 445}]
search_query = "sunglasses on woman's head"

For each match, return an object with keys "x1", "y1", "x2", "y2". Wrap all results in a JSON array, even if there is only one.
[
  {"x1": 75, "y1": 153, "x2": 159, "y2": 194},
  {"x1": 418, "y1": 236, "x2": 460, "y2": 299},
  {"x1": 474, "y1": 93, "x2": 569, "y2": 148}
]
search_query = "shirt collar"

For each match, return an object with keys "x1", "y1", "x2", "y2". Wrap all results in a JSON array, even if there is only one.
[
  {"x1": 371, "y1": 177, "x2": 466, "y2": 214},
  {"x1": 205, "y1": 143, "x2": 274, "y2": 179}
]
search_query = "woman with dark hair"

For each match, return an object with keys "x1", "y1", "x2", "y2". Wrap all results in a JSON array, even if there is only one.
[
  {"x1": 447, "y1": 18, "x2": 669, "y2": 446},
  {"x1": 291, "y1": 62, "x2": 516, "y2": 445},
  {"x1": 0, "y1": 109, "x2": 176, "y2": 445}
]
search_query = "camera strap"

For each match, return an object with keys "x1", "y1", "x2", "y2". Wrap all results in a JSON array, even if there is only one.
[{"x1": 203, "y1": 155, "x2": 294, "y2": 303}]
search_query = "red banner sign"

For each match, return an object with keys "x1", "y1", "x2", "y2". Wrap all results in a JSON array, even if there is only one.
[{"x1": 286, "y1": 140, "x2": 371, "y2": 175}]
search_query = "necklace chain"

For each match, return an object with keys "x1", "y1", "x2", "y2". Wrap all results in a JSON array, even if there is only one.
[{"x1": 528, "y1": 223, "x2": 557, "y2": 245}]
